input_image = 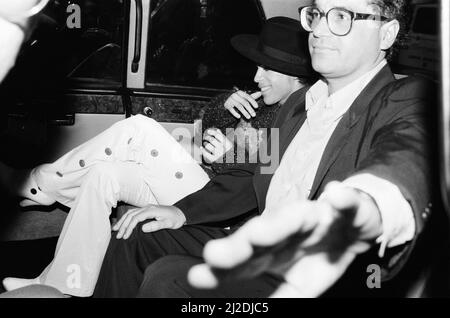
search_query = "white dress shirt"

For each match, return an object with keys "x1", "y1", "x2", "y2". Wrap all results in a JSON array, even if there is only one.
[{"x1": 264, "y1": 60, "x2": 415, "y2": 257}]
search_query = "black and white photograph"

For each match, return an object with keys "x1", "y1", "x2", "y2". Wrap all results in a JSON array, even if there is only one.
[{"x1": 0, "y1": 0, "x2": 448, "y2": 304}]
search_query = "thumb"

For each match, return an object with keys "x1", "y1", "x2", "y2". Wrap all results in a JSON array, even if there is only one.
[
  {"x1": 322, "y1": 182, "x2": 361, "y2": 211},
  {"x1": 141, "y1": 219, "x2": 170, "y2": 233},
  {"x1": 321, "y1": 182, "x2": 380, "y2": 241}
]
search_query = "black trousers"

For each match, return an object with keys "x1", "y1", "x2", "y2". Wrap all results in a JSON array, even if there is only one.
[{"x1": 93, "y1": 223, "x2": 282, "y2": 298}]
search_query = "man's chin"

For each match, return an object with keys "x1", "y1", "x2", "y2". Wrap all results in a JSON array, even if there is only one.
[{"x1": 312, "y1": 62, "x2": 337, "y2": 78}]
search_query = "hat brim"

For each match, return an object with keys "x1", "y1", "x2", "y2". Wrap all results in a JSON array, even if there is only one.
[{"x1": 231, "y1": 34, "x2": 312, "y2": 78}]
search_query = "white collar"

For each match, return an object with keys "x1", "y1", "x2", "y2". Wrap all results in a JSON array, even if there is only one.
[{"x1": 305, "y1": 60, "x2": 388, "y2": 118}]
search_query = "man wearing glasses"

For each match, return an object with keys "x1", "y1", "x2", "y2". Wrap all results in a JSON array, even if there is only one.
[{"x1": 94, "y1": 0, "x2": 435, "y2": 297}]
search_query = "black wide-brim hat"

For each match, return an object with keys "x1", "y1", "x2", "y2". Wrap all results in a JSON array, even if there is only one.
[{"x1": 231, "y1": 16, "x2": 312, "y2": 78}]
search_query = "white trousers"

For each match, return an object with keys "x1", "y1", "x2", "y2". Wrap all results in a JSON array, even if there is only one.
[{"x1": 30, "y1": 115, "x2": 209, "y2": 296}]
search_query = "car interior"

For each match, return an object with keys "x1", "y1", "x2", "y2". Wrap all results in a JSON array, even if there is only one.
[{"x1": 0, "y1": 0, "x2": 448, "y2": 297}]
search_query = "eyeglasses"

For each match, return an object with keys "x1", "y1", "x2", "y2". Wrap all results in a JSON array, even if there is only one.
[{"x1": 299, "y1": 6, "x2": 389, "y2": 36}]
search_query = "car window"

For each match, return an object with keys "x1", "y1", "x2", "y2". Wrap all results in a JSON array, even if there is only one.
[
  {"x1": 145, "y1": 0, "x2": 264, "y2": 91},
  {"x1": 62, "y1": 0, "x2": 124, "y2": 85},
  {"x1": 2, "y1": 0, "x2": 125, "y2": 91},
  {"x1": 412, "y1": 6, "x2": 437, "y2": 36}
]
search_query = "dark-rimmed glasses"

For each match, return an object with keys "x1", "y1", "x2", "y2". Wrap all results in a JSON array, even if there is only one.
[{"x1": 299, "y1": 6, "x2": 389, "y2": 36}]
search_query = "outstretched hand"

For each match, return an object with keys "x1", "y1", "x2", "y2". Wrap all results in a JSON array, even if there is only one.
[{"x1": 188, "y1": 181, "x2": 383, "y2": 297}]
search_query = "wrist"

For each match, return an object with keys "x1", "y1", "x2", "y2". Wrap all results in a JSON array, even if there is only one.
[{"x1": 174, "y1": 206, "x2": 187, "y2": 226}]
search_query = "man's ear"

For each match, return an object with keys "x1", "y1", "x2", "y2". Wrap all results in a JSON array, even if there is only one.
[{"x1": 380, "y1": 19, "x2": 400, "y2": 51}]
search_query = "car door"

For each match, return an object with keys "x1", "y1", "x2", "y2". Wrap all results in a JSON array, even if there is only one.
[
  {"x1": 0, "y1": 0, "x2": 310, "y2": 241},
  {"x1": 0, "y1": 0, "x2": 268, "y2": 241},
  {"x1": 0, "y1": 0, "x2": 127, "y2": 240}
]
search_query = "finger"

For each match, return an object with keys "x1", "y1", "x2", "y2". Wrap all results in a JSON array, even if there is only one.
[
  {"x1": 203, "y1": 128, "x2": 217, "y2": 138},
  {"x1": 201, "y1": 143, "x2": 213, "y2": 155},
  {"x1": 116, "y1": 208, "x2": 144, "y2": 239},
  {"x1": 203, "y1": 238, "x2": 254, "y2": 269},
  {"x1": 112, "y1": 212, "x2": 127, "y2": 231},
  {"x1": 246, "y1": 202, "x2": 323, "y2": 246},
  {"x1": 224, "y1": 94, "x2": 242, "y2": 118},
  {"x1": 205, "y1": 129, "x2": 225, "y2": 142},
  {"x1": 320, "y1": 182, "x2": 365, "y2": 232},
  {"x1": 187, "y1": 264, "x2": 219, "y2": 289},
  {"x1": 227, "y1": 107, "x2": 241, "y2": 119},
  {"x1": 201, "y1": 147, "x2": 216, "y2": 162},
  {"x1": 113, "y1": 207, "x2": 139, "y2": 232},
  {"x1": 203, "y1": 135, "x2": 220, "y2": 148},
  {"x1": 233, "y1": 103, "x2": 252, "y2": 119},
  {"x1": 116, "y1": 211, "x2": 137, "y2": 238},
  {"x1": 233, "y1": 93, "x2": 256, "y2": 117},
  {"x1": 206, "y1": 131, "x2": 232, "y2": 154},
  {"x1": 204, "y1": 128, "x2": 221, "y2": 138},
  {"x1": 230, "y1": 93, "x2": 254, "y2": 118},
  {"x1": 322, "y1": 182, "x2": 382, "y2": 241},
  {"x1": 271, "y1": 250, "x2": 357, "y2": 298},
  {"x1": 141, "y1": 219, "x2": 171, "y2": 233},
  {"x1": 122, "y1": 211, "x2": 156, "y2": 240},
  {"x1": 250, "y1": 91, "x2": 262, "y2": 100},
  {"x1": 322, "y1": 181, "x2": 361, "y2": 211},
  {"x1": 237, "y1": 90, "x2": 259, "y2": 110},
  {"x1": 202, "y1": 218, "x2": 259, "y2": 269},
  {"x1": 270, "y1": 283, "x2": 308, "y2": 298},
  {"x1": 203, "y1": 142, "x2": 216, "y2": 154}
]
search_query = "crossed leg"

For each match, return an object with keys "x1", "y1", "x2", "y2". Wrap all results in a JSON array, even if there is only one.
[{"x1": 3, "y1": 115, "x2": 210, "y2": 296}]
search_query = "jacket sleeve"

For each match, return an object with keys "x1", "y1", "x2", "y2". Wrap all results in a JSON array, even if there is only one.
[
  {"x1": 351, "y1": 76, "x2": 436, "y2": 279},
  {"x1": 174, "y1": 92, "x2": 258, "y2": 225},
  {"x1": 175, "y1": 87, "x2": 308, "y2": 225},
  {"x1": 174, "y1": 164, "x2": 258, "y2": 225}
]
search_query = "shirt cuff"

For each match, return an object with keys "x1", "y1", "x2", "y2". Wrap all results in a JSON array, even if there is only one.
[{"x1": 342, "y1": 173, "x2": 416, "y2": 258}]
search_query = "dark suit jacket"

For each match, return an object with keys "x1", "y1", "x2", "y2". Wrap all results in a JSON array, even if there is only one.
[{"x1": 175, "y1": 65, "x2": 435, "y2": 280}]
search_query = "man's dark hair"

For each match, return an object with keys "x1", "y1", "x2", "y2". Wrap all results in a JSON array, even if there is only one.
[{"x1": 369, "y1": 0, "x2": 411, "y2": 60}]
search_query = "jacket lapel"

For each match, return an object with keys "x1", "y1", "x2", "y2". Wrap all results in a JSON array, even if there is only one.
[
  {"x1": 279, "y1": 103, "x2": 308, "y2": 157},
  {"x1": 308, "y1": 65, "x2": 396, "y2": 199},
  {"x1": 275, "y1": 86, "x2": 309, "y2": 157}
]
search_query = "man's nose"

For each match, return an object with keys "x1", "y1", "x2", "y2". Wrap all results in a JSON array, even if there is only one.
[{"x1": 312, "y1": 16, "x2": 332, "y2": 37}]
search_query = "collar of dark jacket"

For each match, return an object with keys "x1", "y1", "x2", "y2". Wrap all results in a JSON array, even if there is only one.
[{"x1": 342, "y1": 65, "x2": 396, "y2": 129}]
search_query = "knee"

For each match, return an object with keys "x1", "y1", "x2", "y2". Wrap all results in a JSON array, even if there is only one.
[
  {"x1": 82, "y1": 163, "x2": 122, "y2": 205},
  {"x1": 110, "y1": 115, "x2": 140, "y2": 130},
  {"x1": 138, "y1": 255, "x2": 202, "y2": 298},
  {"x1": 109, "y1": 222, "x2": 152, "y2": 249},
  {"x1": 118, "y1": 114, "x2": 156, "y2": 129},
  {"x1": 103, "y1": 230, "x2": 140, "y2": 263},
  {"x1": 84, "y1": 163, "x2": 120, "y2": 187}
]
